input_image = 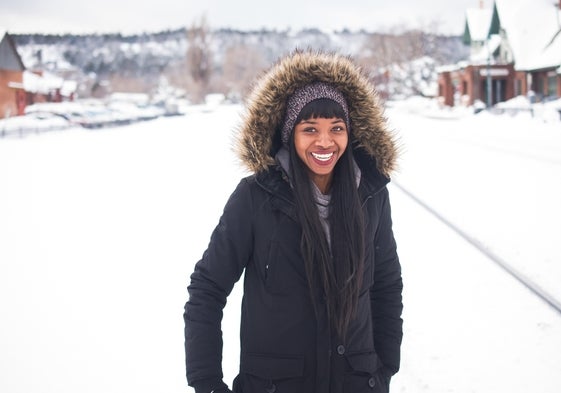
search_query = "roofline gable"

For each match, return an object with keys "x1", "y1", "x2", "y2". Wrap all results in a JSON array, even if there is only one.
[
  {"x1": 463, "y1": 20, "x2": 472, "y2": 45},
  {"x1": 0, "y1": 31, "x2": 26, "y2": 71},
  {"x1": 489, "y1": 2, "x2": 501, "y2": 36}
]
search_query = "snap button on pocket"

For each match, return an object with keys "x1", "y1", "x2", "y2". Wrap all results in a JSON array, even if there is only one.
[
  {"x1": 266, "y1": 383, "x2": 276, "y2": 393},
  {"x1": 337, "y1": 345, "x2": 345, "y2": 355},
  {"x1": 368, "y1": 377, "x2": 376, "y2": 388}
]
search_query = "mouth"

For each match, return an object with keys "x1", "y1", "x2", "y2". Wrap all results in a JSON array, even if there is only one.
[{"x1": 311, "y1": 152, "x2": 334, "y2": 162}]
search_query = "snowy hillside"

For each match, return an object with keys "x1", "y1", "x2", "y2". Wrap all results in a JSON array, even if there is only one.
[
  {"x1": 11, "y1": 29, "x2": 468, "y2": 100},
  {"x1": 0, "y1": 103, "x2": 560, "y2": 393},
  {"x1": 13, "y1": 29, "x2": 467, "y2": 72}
]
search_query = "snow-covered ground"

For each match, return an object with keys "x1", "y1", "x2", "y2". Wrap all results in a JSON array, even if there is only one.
[
  {"x1": 0, "y1": 102, "x2": 560, "y2": 392},
  {"x1": 386, "y1": 104, "x2": 561, "y2": 393}
]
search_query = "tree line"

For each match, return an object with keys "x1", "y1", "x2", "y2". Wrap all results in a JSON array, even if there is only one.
[{"x1": 13, "y1": 20, "x2": 468, "y2": 103}]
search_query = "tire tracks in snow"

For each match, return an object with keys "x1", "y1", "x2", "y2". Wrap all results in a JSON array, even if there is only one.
[
  {"x1": 441, "y1": 137, "x2": 561, "y2": 167},
  {"x1": 392, "y1": 180, "x2": 561, "y2": 315}
]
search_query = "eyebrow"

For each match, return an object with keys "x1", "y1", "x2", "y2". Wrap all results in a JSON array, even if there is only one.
[{"x1": 299, "y1": 118, "x2": 345, "y2": 125}]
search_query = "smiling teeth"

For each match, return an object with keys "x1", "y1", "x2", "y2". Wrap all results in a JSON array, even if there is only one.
[{"x1": 312, "y1": 152, "x2": 333, "y2": 161}]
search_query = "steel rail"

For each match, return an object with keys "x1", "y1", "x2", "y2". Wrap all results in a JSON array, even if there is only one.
[{"x1": 392, "y1": 180, "x2": 561, "y2": 315}]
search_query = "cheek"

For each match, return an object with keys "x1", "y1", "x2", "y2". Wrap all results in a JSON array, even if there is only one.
[
  {"x1": 293, "y1": 137, "x2": 308, "y2": 162},
  {"x1": 337, "y1": 134, "x2": 349, "y2": 152}
]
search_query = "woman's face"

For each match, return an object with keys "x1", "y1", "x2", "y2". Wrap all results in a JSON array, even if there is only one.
[{"x1": 293, "y1": 116, "x2": 348, "y2": 194}]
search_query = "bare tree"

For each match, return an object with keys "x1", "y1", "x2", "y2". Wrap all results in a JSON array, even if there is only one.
[
  {"x1": 186, "y1": 16, "x2": 213, "y2": 103},
  {"x1": 359, "y1": 20, "x2": 448, "y2": 99},
  {"x1": 109, "y1": 74, "x2": 154, "y2": 94},
  {"x1": 220, "y1": 43, "x2": 268, "y2": 100}
]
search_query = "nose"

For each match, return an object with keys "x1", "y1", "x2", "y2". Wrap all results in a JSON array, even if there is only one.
[{"x1": 315, "y1": 130, "x2": 333, "y2": 148}]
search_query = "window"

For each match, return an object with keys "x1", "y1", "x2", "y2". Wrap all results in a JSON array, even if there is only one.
[
  {"x1": 514, "y1": 79, "x2": 522, "y2": 97},
  {"x1": 547, "y1": 74, "x2": 557, "y2": 98}
]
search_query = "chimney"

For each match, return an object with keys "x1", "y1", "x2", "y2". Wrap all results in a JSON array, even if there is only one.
[{"x1": 480, "y1": 0, "x2": 484, "y2": 9}]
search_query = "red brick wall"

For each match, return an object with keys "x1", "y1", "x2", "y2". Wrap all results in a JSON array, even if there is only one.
[
  {"x1": 438, "y1": 72, "x2": 454, "y2": 106},
  {"x1": 464, "y1": 66, "x2": 476, "y2": 105},
  {"x1": 0, "y1": 70, "x2": 23, "y2": 118}
]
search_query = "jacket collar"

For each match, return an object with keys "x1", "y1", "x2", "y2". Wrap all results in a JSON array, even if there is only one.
[
  {"x1": 255, "y1": 167, "x2": 298, "y2": 222},
  {"x1": 354, "y1": 146, "x2": 390, "y2": 197},
  {"x1": 254, "y1": 151, "x2": 389, "y2": 221}
]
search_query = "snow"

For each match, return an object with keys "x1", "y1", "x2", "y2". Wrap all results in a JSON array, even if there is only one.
[
  {"x1": 470, "y1": 34, "x2": 501, "y2": 64},
  {"x1": 109, "y1": 92, "x2": 150, "y2": 106},
  {"x1": 495, "y1": 0, "x2": 561, "y2": 70},
  {"x1": 0, "y1": 111, "x2": 71, "y2": 136},
  {"x1": 0, "y1": 99, "x2": 167, "y2": 133},
  {"x1": 5, "y1": 70, "x2": 77, "y2": 98},
  {"x1": 465, "y1": 8, "x2": 493, "y2": 42},
  {"x1": 0, "y1": 102, "x2": 560, "y2": 393},
  {"x1": 533, "y1": 30, "x2": 561, "y2": 72},
  {"x1": 22, "y1": 70, "x2": 64, "y2": 94},
  {"x1": 387, "y1": 101, "x2": 561, "y2": 392}
]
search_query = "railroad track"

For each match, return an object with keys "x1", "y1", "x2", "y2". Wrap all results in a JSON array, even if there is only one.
[
  {"x1": 442, "y1": 138, "x2": 561, "y2": 167},
  {"x1": 393, "y1": 180, "x2": 561, "y2": 315}
]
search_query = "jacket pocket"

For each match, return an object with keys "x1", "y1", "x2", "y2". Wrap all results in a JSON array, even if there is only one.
[
  {"x1": 263, "y1": 242, "x2": 279, "y2": 290},
  {"x1": 346, "y1": 350, "x2": 379, "y2": 372},
  {"x1": 240, "y1": 352, "x2": 304, "y2": 392},
  {"x1": 344, "y1": 351, "x2": 385, "y2": 393},
  {"x1": 262, "y1": 240, "x2": 306, "y2": 295}
]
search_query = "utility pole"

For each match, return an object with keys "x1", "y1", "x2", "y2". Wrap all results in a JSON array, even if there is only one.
[{"x1": 486, "y1": 36, "x2": 492, "y2": 108}]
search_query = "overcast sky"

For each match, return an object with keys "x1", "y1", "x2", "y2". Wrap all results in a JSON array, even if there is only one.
[{"x1": 1, "y1": 0, "x2": 481, "y2": 35}]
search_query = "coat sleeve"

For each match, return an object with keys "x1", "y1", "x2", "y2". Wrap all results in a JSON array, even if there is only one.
[
  {"x1": 184, "y1": 178, "x2": 255, "y2": 393},
  {"x1": 370, "y1": 186, "x2": 403, "y2": 378}
]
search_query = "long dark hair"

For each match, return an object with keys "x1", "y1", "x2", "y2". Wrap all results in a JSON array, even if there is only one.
[{"x1": 288, "y1": 98, "x2": 365, "y2": 338}]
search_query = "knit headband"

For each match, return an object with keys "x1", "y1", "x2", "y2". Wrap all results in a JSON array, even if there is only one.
[{"x1": 281, "y1": 82, "x2": 350, "y2": 146}]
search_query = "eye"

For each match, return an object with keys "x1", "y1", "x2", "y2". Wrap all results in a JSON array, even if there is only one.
[
  {"x1": 302, "y1": 127, "x2": 316, "y2": 133},
  {"x1": 332, "y1": 126, "x2": 345, "y2": 132}
]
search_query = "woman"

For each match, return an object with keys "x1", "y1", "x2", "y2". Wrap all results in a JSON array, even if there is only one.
[{"x1": 184, "y1": 51, "x2": 403, "y2": 393}]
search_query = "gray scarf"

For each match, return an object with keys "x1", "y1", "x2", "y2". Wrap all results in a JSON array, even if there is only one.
[{"x1": 275, "y1": 147, "x2": 361, "y2": 247}]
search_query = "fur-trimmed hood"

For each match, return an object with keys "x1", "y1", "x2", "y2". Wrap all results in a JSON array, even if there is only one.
[{"x1": 236, "y1": 50, "x2": 398, "y2": 177}]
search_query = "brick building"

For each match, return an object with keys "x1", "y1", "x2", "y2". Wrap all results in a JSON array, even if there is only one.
[
  {"x1": 438, "y1": 0, "x2": 561, "y2": 107},
  {"x1": 1, "y1": 30, "x2": 77, "y2": 118},
  {"x1": 0, "y1": 30, "x2": 26, "y2": 117}
]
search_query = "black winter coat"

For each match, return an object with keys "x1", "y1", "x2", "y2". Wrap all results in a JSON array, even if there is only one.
[
  {"x1": 185, "y1": 162, "x2": 402, "y2": 393},
  {"x1": 184, "y1": 51, "x2": 403, "y2": 393}
]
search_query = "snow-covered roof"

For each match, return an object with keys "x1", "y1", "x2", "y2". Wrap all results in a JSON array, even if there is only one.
[
  {"x1": 21, "y1": 70, "x2": 64, "y2": 94},
  {"x1": 465, "y1": 8, "x2": 493, "y2": 42},
  {"x1": 470, "y1": 34, "x2": 502, "y2": 64},
  {"x1": 436, "y1": 63, "x2": 463, "y2": 73},
  {"x1": 61, "y1": 80, "x2": 78, "y2": 97},
  {"x1": 23, "y1": 71, "x2": 77, "y2": 96},
  {"x1": 529, "y1": 30, "x2": 561, "y2": 71},
  {"x1": 495, "y1": 0, "x2": 561, "y2": 71}
]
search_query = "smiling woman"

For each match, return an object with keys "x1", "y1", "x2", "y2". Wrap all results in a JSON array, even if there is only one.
[
  {"x1": 292, "y1": 96, "x2": 350, "y2": 194},
  {"x1": 184, "y1": 51, "x2": 403, "y2": 393},
  {"x1": 293, "y1": 116, "x2": 348, "y2": 191}
]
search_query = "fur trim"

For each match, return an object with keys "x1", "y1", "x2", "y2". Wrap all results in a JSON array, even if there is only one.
[{"x1": 235, "y1": 50, "x2": 398, "y2": 177}]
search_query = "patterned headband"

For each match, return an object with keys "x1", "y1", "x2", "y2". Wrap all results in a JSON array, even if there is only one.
[{"x1": 281, "y1": 82, "x2": 350, "y2": 146}]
